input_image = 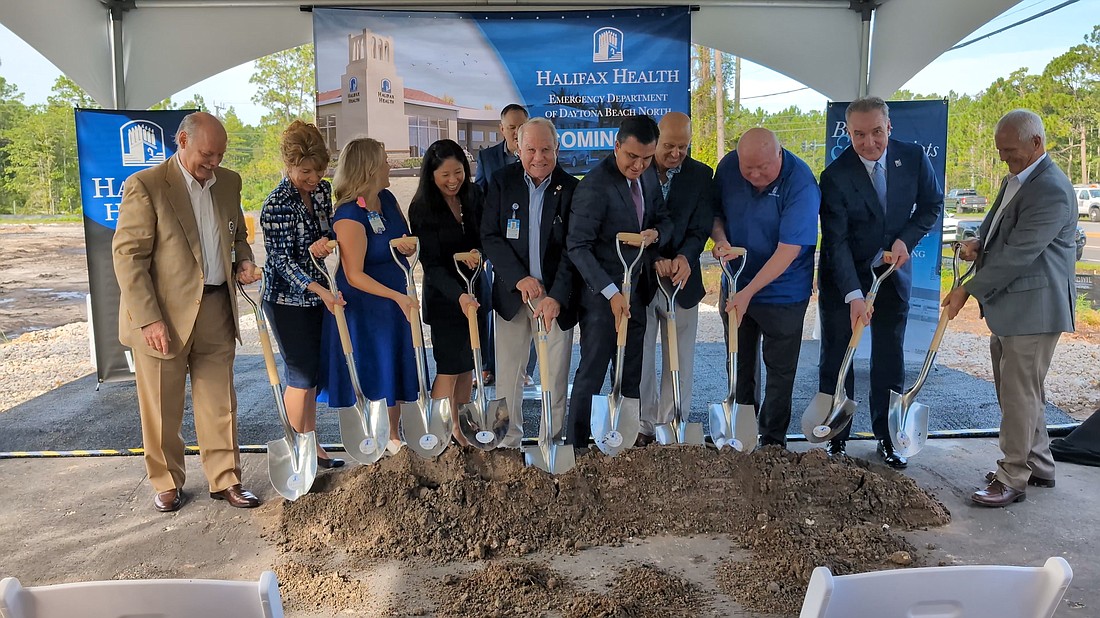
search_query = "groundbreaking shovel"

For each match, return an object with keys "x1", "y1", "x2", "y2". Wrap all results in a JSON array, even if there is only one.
[
  {"x1": 708, "y1": 246, "x2": 757, "y2": 452},
  {"x1": 391, "y1": 237, "x2": 451, "y2": 459},
  {"x1": 888, "y1": 249, "x2": 975, "y2": 457},
  {"x1": 654, "y1": 276, "x2": 705, "y2": 446},
  {"x1": 524, "y1": 300, "x2": 576, "y2": 474},
  {"x1": 239, "y1": 277, "x2": 317, "y2": 501},
  {"x1": 312, "y1": 242, "x2": 389, "y2": 465},
  {"x1": 590, "y1": 232, "x2": 647, "y2": 457},
  {"x1": 801, "y1": 254, "x2": 898, "y2": 443},
  {"x1": 453, "y1": 251, "x2": 511, "y2": 450}
]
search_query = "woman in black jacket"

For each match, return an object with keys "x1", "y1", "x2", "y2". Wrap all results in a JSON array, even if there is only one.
[{"x1": 408, "y1": 139, "x2": 484, "y2": 446}]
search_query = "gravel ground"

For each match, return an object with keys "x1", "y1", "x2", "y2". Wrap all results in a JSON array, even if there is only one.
[{"x1": 2, "y1": 299, "x2": 1097, "y2": 418}]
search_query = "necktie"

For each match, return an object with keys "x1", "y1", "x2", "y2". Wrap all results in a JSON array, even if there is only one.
[
  {"x1": 630, "y1": 179, "x2": 644, "y2": 227},
  {"x1": 872, "y1": 161, "x2": 887, "y2": 212}
]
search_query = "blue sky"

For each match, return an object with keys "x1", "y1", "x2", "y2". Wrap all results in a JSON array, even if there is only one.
[{"x1": 0, "y1": 0, "x2": 1097, "y2": 124}]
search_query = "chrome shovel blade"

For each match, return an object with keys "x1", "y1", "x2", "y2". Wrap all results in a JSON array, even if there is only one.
[
  {"x1": 709, "y1": 402, "x2": 744, "y2": 452},
  {"x1": 267, "y1": 430, "x2": 318, "y2": 502},
  {"x1": 457, "y1": 399, "x2": 510, "y2": 451},
  {"x1": 679, "y1": 421, "x2": 706, "y2": 447},
  {"x1": 338, "y1": 401, "x2": 390, "y2": 466},
  {"x1": 400, "y1": 399, "x2": 451, "y2": 459},
  {"x1": 654, "y1": 421, "x2": 677, "y2": 446},
  {"x1": 804, "y1": 395, "x2": 858, "y2": 443},
  {"x1": 889, "y1": 394, "x2": 929, "y2": 458},
  {"x1": 801, "y1": 392, "x2": 836, "y2": 443},
  {"x1": 524, "y1": 440, "x2": 576, "y2": 474},
  {"x1": 591, "y1": 395, "x2": 641, "y2": 457}
]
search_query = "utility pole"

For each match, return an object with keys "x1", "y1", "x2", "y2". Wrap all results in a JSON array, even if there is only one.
[
  {"x1": 733, "y1": 55, "x2": 741, "y2": 114},
  {"x1": 715, "y1": 52, "x2": 725, "y2": 160}
]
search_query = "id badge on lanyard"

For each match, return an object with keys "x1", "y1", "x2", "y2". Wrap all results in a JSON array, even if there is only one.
[{"x1": 506, "y1": 202, "x2": 521, "y2": 240}]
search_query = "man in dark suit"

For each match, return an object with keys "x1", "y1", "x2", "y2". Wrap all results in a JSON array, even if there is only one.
[
  {"x1": 482, "y1": 118, "x2": 580, "y2": 447},
  {"x1": 818, "y1": 96, "x2": 942, "y2": 468},
  {"x1": 945, "y1": 109, "x2": 1076, "y2": 507},
  {"x1": 112, "y1": 112, "x2": 262, "y2": 512},
  {"x1": 711, "y1": 128, "x2": 820, "y2": 449},
  {"x1": 638, "y1": 112, "x2": 715, "y2": 444},
  {"x1": 566, "y1": 115, "x2": 673, "y2": 446},
  {"x1": 473, "y1": 103, "x2": 530, "y2": 385}
]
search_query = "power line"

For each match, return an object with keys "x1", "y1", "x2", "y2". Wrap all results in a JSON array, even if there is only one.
[
  {"x1": 950, "y1": 0, "x2": 1081, "y2": 50},
  {"x1": 739, "y1": 86, "x2": 811, "y2": 100}
]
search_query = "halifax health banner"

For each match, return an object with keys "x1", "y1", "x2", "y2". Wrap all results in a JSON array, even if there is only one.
[
  {"x1": 824, "y1": 99, "x2": 949, "y2": 360},
  {"x1": 312, "y1": 7, "x2": 690, "y2": 172},
  {"x1": 75, "y1": 108, "x2": 192, "y2": 382}
]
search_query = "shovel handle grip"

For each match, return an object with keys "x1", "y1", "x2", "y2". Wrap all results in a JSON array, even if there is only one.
[
  {"x1": 616, "y1": 313, "x2": 629, "y2": 347},
  {"x1": 616, "y1": 232, "x2": 644, "y2": 246},
  {"x1": 715, "y1": 245, "x2": 747, "y2": 259},
  {"x1": 728, "y1": 306, "x2": 739, "y2": 354},
  {"x1": 453, "y1": 251, "x2": 479, "y2": 263},
  {"x1": 465, "y1": 303, "x2": 480, "y2": 350},
  {"x1": 255, "y1": 320, "x2": 281, "y2": 387},
  {"x1": 327, "y1": 240, "x2": 337, "y2": 250},
  {"x1": 332, "y1": 303, "x2": 355, "y2": 356},
  {"x1": 389, "y1": 235, "x2": 419, "y2": 249}
]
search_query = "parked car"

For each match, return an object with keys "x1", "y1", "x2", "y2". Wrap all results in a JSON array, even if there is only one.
[
  {"x1": 944, "y1": 188, "x2": 988, "y2": 213},
  {"x1": 943, "y1": 217, "x2": 1086, "y2": 261},
  {"x1": 1074, "y1": 184, "x2": 1100, "y2": 222}
]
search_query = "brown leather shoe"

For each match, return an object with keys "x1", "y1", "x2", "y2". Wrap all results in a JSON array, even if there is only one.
[
  {"x1": 971, "y1": 479, "x2": 1026, "y2": 507},
  {"x1": 153, "y1": 488, "x2": 184, "y2": 513},
  {"x1": 984, "y1": 470, "x2": 1055, "y2": 488},
  {"x1": 209, "y1": 484, "x2": 260, "y2": 508}
]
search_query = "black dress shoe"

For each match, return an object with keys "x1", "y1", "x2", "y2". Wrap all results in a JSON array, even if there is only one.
[
  {"x1": 634, "y1": 433, "x2": 655, "y2": 448},
  {"x1": 317, "y1": 456, "x2": 345, "y2": 469},
  {"x1": 877, "y1": 439, "x2": 907, "y2": 469},
  {"x1": 825, "y1": 439, "x2": 846, "y2": 457},
  {"x1": 972, "y1": 479, "x2": 1026, "y2": 507},
  {"x1": 210, "y1": 484, "x2": 260, "y2": 508},
  {"x1": 154, "y1": 488, "x2": 185, "y2": 513},
  {"x1": 985, "y1": 470, "x2": 1054, "y2": 488}
]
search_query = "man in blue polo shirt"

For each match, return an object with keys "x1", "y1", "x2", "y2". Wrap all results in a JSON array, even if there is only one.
[{"x1": 711, "y1": 128, "x2": 819, "y2": 448}]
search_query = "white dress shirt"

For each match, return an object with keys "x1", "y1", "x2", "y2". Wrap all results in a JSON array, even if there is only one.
[{"x1": 176, "y1": 157, "x2": 227, "y2": 286}]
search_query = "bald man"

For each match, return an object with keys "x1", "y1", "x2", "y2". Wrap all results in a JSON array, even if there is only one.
[
  {"x1": 711, "y1": 128, "x2": 820, "y2": 448},
  {"x1": 114, "y1": 111, "x2": 261, "y2": 513},
  {"x1": 638, "y1": 112, "x2": 716, "y2": 445}
]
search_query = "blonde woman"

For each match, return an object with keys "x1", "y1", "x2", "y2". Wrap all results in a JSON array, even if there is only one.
[
  {"x1": 261, "y1": 120, "x2": 344, "y2": 469},
  {"x1": 317, "y1": 137, "x2": 416, "y2": 455}
]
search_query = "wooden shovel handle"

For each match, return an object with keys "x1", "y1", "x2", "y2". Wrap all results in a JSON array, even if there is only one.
[
  {"x1": 409, "y1": 302, "x2": 424, "y2": 348},
  {"x1": 616, "y1": 313, "x2": 629, "y2": 347},
  {"x1": 465, "y1": 303, "x2": 480, "y2": 350},
  {"x1": 453, "y1": 251, "x2": 480, "y2": 263},
  {"x1": 255, "y1": 319, "x2": 281, "y2": 387},
  {"x1": 326, "y1": 240, "x2": 337, "y2": 250},
  {"x1": 332, "y1": 304, "x2": 354, "y2": 356},
  {"x1": 536, "y1": 329, "x2": 552, "y2": 389},
  {"x1": 929, "y1": 308, "x2": 951, "y2": 353},
  {"x1": 616, "y1": 232, "x2": 644, "y2": 246},
  {"x1": 389, "y1": 235, "x2": 419, "y2": 248},
  {"x1": 728, "y1": 306, "x2": 739, "y2": 354},
  {"x1": 847, "y1": 317, "x2": 868, "y2": 349},
  {"x1": 715, "y1": 245, "x2": 747, "y2": 259},
  {"x1": 666, "y1": 317, "x2": 680, "y2": 372}
]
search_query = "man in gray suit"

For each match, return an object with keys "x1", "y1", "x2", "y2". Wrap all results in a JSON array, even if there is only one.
[{"x1": 945, "y1": 109, "x2": 1077, "y2": 508}]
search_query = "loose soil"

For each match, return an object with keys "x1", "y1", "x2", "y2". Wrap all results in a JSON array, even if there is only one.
[{"x1": 272, "y1": 446, "x2": 949, "y2": 616}]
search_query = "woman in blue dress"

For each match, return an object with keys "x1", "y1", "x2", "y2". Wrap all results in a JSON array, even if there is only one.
[{"x1": 318, "y1": 137, "x2": 418, "y2": 455}]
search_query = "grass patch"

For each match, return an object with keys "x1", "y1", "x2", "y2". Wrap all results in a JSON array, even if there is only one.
[{"x1": 0, "y1": 214, "x2": 83, "y2": 224}]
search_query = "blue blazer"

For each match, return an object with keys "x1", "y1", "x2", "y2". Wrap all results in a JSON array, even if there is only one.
[
  {"x1": 474, "y1": 141, "x2": 511, "y2": 192},
  {"x1": 652, "y1": 157, "x2": 716, "y2": 308},
  {"x1": 818, "y1": 139, "x2": 942, "y2": 303},
  {"x1": 567, "y1": 154, "x2": 673, "y2": 304}
]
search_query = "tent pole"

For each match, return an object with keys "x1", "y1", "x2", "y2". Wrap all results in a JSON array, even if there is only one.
[
  {"x1": 104, "y1": 1, "x2": 134, "y2": 109},
  {"x1": 849, "y1": 0, "x2": 878, "y2": 98}
]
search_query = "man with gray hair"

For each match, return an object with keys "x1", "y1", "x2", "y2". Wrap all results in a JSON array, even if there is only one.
[
  {"x1": 113, "y1": 111, "x2": 261, "y2": 512},
  {"x1": 817, "y1": 96, "x2": 942, "y2": 468},
  {"x1": 481, "y1": 117, "x2": 580, "y2": 446},
  {"x1": 945, "y1": 109, "x2": 1076, "y2": 507}
]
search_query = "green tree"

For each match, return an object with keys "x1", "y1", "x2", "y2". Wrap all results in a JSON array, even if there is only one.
[
  {"x1": 250, "y1": 44, "x2": 315, "y2": 127},
  {"x1": 0, "y1": 72, "x2": 30, "y2": 213}
]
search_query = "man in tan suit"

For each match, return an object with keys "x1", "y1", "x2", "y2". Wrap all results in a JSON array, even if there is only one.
[{"x1": 113, "y1": 112, "x2": 261, "y2": 512}]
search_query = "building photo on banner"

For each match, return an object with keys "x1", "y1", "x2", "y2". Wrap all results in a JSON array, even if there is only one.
[{"x1": 312, "y1": 7, "x2": 690, "y2": 171}]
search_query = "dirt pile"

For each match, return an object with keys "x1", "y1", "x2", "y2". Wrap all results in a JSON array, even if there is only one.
[{"x1": 274, "y1": 445, "x2": 949, "y2": 615}]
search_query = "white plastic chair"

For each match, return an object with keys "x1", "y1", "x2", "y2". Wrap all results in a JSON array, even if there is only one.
[
  {"x1": 0, "y1": 571, "x2": 283, "y2": 618},
  {"x1": 799, "y1": 557, "x2": 1072, "y2": 618}
]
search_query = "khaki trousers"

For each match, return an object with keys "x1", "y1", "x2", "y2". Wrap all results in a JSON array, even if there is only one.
[
  {"x1": 990, "y1": 332, "x2": 1060, "y2": 491},
  {"x1": 640, "y1": 296, "x2": 700, "y2": 435},
  {"x1": 133, "y1": 287, "x2": 241, "y2": 493},
  {"x1": 493, "y1": 307, "x2": 573, "y2": 446}
]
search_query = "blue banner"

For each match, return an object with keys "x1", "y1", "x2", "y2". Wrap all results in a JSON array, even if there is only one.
[
  {"x1": 824, "y1": 99, "x2": 949, "y2": 358},
  {"x1": 313, "y1": 7, "x2": 690, "y2": 173},
  {"x1": 75, "y1": 109, "x2": 191, "y2": 382}
]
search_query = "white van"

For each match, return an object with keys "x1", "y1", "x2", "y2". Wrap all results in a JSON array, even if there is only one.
[{"x1": 1074, "y1": 184, "x2": 1100, "y2": 222}]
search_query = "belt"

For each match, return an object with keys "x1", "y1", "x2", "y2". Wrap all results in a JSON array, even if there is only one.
[{"x1": 202, "y1": 283, "x2": 227, "y2": 295}]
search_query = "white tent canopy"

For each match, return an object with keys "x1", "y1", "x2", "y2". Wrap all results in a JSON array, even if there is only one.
[{"x1": 0, "y1": 0, "x2": 1019, "y2": 110}]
